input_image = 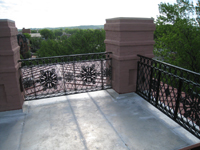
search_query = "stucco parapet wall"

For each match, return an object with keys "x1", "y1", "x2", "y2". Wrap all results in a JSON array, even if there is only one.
[
  {"x1": 105, "y1": 39, "x2": 155, "y2": 46},
  {"x1": 0, "y1": 19, "x2": 18, "y2": 37},
  {"x1": 111, "y1": 54, "x2": 154, "y2": 61}
]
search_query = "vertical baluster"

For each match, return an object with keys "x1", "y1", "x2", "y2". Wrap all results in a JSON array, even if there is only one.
[
  {"x1": 101, "y1": 59, "x2": 103, "y2": 89},
  {"x1": 136, "y1": 61, "x2": 140, "y2": 93},
  {"x1": 73, "y1": 57, "x2": 77, "y2": 92},
  {"x1": 174, "y1": 77, "x2": 183, "y2": 120},
  {"x1": 62, "y1": 60, "x2": 66, "y2": 94},
  {"x1": 110, "y1": 56, "x2": 112, "y2": 88},
  {"x1": 148, "y1": 61, "x2": 153, "y2": 102},
  {"x1": 155, "y1": 69, "x2": 161, "y2": 107},
  {"x1": 30, "y1": 63, "x2": 37, "y2": 99}
]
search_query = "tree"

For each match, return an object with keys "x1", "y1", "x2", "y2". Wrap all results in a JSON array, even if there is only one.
[
  {"x1": 37, "y1": 29, "x2": 106, "y2": 57},
  {"x1": 54, "y1": 29, "x2": 63, "y2": 37},
  {"x1": 39, "y1": 29, "x2": 55, "y2": 39},
  {"x1": 63, "y1": 29, "x2": 105, "y2": 54},
  {"x1": 154, "y1": 0, "x2": 200, "y2": 72},
  {"x1": 23, "y1": 33, "x2": 31, "y2": 39},
  {"x1": 64, "y1": 28, "x2": 80, "y2": 34},
  {"x1": 31, "y1": 30, "x2": 37, "y2": 33},
  {"x1": 30, "y1": 37, "x2": 43, "y2": 53}
]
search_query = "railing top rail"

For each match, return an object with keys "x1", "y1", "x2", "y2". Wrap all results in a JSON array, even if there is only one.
[
  {"x1": 18, "y1": 52, "x2": 112, "y2": 62},
  {"x1": 137, "y1": 54, "x2": 200, "y2": 76}
]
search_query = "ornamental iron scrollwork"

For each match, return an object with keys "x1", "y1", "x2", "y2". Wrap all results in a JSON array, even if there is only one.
[
  {"x1": 19, "y1": 52, "x2": 112, "y2": 101},
  {"x1": 136, "y1": 54, "x2": 200, "y2": 138},
  {"x1": 23, "y1": 77, "x2": 34, "y2": 89},
  {"x1": 40, "y1": 69, "x2": 61, "y2": 91},
  {"x1": 81, "y1": 64, "x2": 96, "y2": 84},
  {"x1": 165, "y1": 87, "x2": 170, "y2": 97},
  {"x1": 181, "y1": 89, "x2": 200, "y2": 126},
  {"x1": 103, "y1": 67, "x2": 111, "y2": 77},
  {"x1": 65, "y1": 72, "x2": 74, "y2": 82},
  {"x1": 151, "y1": 79, "x2": 158, "y2": 92},
  {"x1": 141, "y1": 74, "x2": 145, "y2": 84}
]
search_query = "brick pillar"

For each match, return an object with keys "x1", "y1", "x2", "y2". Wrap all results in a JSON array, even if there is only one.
[
  {"x1": 0, "y1": 19, "x2": 24, "y2": 111},
  {"x1": 104, "y1": 17, "x2": 155, "y2": 93}
]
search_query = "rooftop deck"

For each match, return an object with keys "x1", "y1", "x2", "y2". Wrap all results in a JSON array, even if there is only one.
[{"x1": 0, "y1": 89, "x2": 199, "y2": 150}]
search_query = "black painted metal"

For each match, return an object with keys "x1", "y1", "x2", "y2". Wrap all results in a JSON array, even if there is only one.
[
  {"x1": 18, "y1": 52, "x2": 112, "y2": 100},
  {"x1": 136, "y1": 55, "x2": 200, "y2": 139},
  {"x1": 19, "y1": 76, "x2": 24, "y2": 92}
]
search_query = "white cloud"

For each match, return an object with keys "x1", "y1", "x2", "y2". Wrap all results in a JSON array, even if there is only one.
[{"x1": 0, "y1": 0, "x2": 177, "y2": 29}]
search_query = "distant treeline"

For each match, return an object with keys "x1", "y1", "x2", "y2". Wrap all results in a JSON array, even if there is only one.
[
  {"x1": 18, "y1": 25, "x2": 104, "y2": 31},
  {"x1": 23, "y1": 28, "x2": 105, "y2": 58}
]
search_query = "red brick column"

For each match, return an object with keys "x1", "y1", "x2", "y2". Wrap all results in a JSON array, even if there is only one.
[
  {"x1": 0, "y1": 19, "x2": 24, "y2": 111},
  {"x1": 104, "y1": 17, "x2": 155, "y2": 93}
]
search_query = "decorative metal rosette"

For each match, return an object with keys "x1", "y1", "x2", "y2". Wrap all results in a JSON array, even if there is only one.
[
  {"x1": 181, "y1": 89, "x2": 200, "y2": 126},
  {"x1": 40, "y1": 69, "x2": 60, "y2": 91},
  {"x1": 81, "y1": 64, "x2": 96, "y2": 84}
]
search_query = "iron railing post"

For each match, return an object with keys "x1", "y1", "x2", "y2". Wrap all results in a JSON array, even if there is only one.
[
  {"x1": 101, "y1": 59, "x2": 104, "y2": 89},
  {"x1": 148, "y1": 62, "x2": 153, "y2": 102},
  {"x1": 61, "y1": 62, "x2": 66, "y2": 94},
  {"x1": 110, "y1": 56, "x2": 112, "y2": 88},
  {"x1": 73, "y1": 58, "x2": 77, "y2": 92},
  {"x1": 136, "y1": 61, "x2": 140, "y2": 93},
  {"x1": 30, "y1": 66, "x2": 37, "y2": 99},
  {"x1": 174, "y1": 78, "x2": 183, "y2": 120},
  {"x1": 155, "y1": 69, "x2": 161, "y2": 107},
  {"x1": 19, "y1": 75, "x2": 24, "y2": 92}
]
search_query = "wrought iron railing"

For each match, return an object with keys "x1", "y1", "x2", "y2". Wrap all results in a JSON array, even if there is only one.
[
  {"x1": 136, "y1": 55, "x2": 200, "y2": 139},
  {"x1": 18, "y1": 52, "x2": 112, "y2": 100}
]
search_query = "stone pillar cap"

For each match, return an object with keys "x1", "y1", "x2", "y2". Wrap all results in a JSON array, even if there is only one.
[
  {"x1": 106, "y1": 17, "x2": 154, "y2": 21},
  {"x1": 106, "y1": 17, "x2": 154, "y2": 24},
  {"x1": 0, "y1": 19, "x2": 15, "y2": 22}
]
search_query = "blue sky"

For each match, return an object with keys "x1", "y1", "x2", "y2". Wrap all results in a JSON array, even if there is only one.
[{"x1": 0, "y1": 0, "x2": 176, "y2": 29}]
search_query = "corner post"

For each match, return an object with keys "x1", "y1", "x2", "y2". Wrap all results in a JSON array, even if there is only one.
[
  {"x1": 0, "y1": 19, "x2": 24, "y2": 111},
  {"x1": 104, "y1": 17, "x2": 155, "y2": 93}
]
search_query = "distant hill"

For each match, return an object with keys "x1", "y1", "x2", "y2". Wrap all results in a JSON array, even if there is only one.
[{"x1": 20, "y1": 25, "x2": 104, "y2": 31}]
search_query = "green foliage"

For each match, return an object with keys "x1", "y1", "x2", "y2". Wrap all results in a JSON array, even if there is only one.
[
  {"x1": 39, "y1": 29, "x2": 55, "y2": 39},
  {"x1": 20, "y1": 54, "x2": 24, "y2": 59},
  {"x1": 28, "y1": 25, "x2": 103, "y2": 32},
  {"x1": 23, "y1": 33, "x2": 31, "y2": 39},
  {"x1": 36, "y1": 39, "x2": 61, "y2": 57},
  {"x1": 64, "y1": 29, "x2": 105, "y2": 54},
  {"x1": 37, "y1": 29, "x2": 106, "y2": 57},
  {"x1": 65, "y1": 25, "x2": 104, "y2": 29},
  {"x1": 30, "y1": 37, "x2": 43, "y2": 52},
  {"x1": 31, "y1": 30, "x2": 37, "y2": 33},
  {"x1": 154, "y1": 0, "x2": 200, "y2": 73},
  {"x1": 53, "y1": 29, "x2": 63, "y2": 37},
  {"x1": 25, "y1": 50, "x2": 32, "y2": 58},
  {"x1": 64, "y1": 28, "x2": 79, "y2": 34}
]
